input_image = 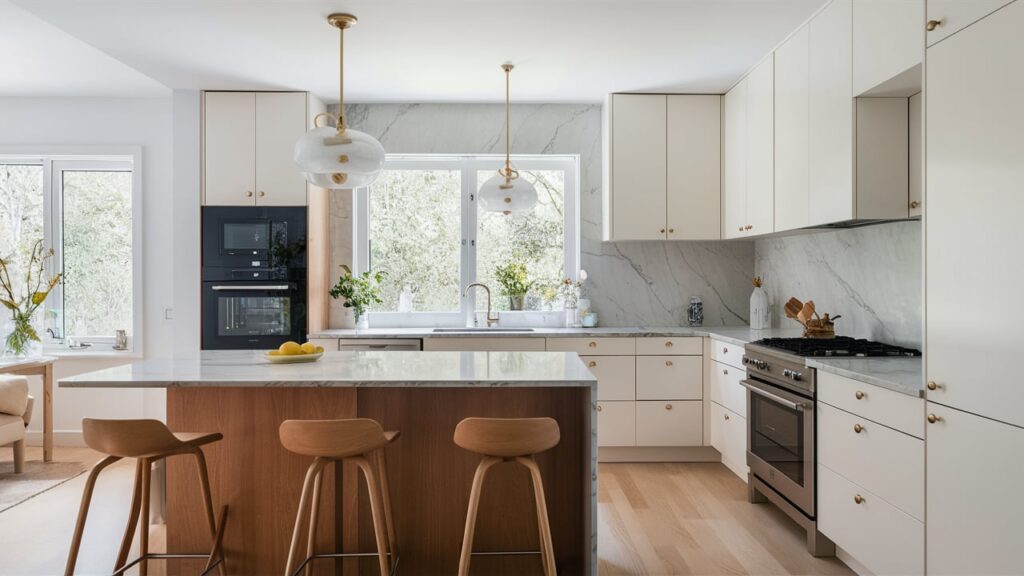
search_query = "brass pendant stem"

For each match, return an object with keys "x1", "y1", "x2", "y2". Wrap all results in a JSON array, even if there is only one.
[
  {"x1": 338, "y1": 25, "x2": 346, "y2": 133},
  {"x1": 503, "y1": 64, "x2": 512, "y2": 178}
]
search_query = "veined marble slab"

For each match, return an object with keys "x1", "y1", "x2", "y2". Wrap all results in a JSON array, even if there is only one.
[
  {"x1": 807, "y1": 357, "x2": 923, "y2": 397},
  {"x1": 59, "y1": 350, "x2": 597, "y2": 389}
]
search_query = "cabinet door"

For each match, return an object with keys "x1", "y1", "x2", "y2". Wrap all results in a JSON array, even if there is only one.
[
  {"x1": 926, "y1": 0, "x2": 1015, "y2": 46},
  {"x1": 927, "y1": 403, "x2": 1024, "y2": 575},
  {"x1": 635, "y1": 400, "x2": 702, "y2": 446},
  {"x1": 808, "y1": 0, "x2": 855, "y2": 225},
  {"x1": 711, "y1": 402, "x2": 747, "y2": 480},
  {"x1": 774, "y1": 26, "x2": 809, "y2": 233},
  {"x1": 610, "y1": 94, "x2": 667, "y2": 240},
  {"x1": 722, "y1": 80, "x2": 748, "y2": 239},
  {"x1": 666, "y1": 95, "x2": 721, "y2": 240},
  {"x1": 204, "y1": 92, "x2": 256, "y2": 206},
  {"x1": 926, "y1": 0, "x2": 1024, "y2": 428},
  {"x1": 255, "y1": 92, "x2": 308, "y2": 206},
  {"x1": 908, "y1": 92, "x2": 922, "y2": 217},
  {"x1": 635, "y1": 356, "x2": 701, "y2": 401},
  {"x1": 597, "y1": 401, "x2": 635, "y2": 447},
  {"x1": 745, "y1": 55, "x2": 774, "y2": 236},
  {"x1": 852, "y1": 0, "x2": 924, "y2": 96},
  {"x1": 582, "y1": 356, "x2": 635, "y2": 401}
]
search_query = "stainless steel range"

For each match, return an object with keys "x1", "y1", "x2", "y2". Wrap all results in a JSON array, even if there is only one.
[{"x1": 741, "y1": 336, "x2": 920, "y2": 557}]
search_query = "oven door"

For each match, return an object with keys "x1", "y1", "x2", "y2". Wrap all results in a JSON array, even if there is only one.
[
  {"x1": 743, "y1": 377, "x2": 816, "y2": 517},
  {"x1": 201, "y1": 282, "x2": 305, "y2": 350}
]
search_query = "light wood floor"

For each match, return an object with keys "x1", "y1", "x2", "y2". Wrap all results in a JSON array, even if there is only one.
[{"x1": 0, "y1": 448, "x2": 851, "y2": 575}]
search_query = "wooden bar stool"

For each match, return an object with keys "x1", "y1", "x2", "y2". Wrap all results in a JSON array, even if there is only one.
[
  {"x1": 279, "y1": 418, "x2": 400, "y2": 576},
  {"x1": 65, "y1": 418, "x2": 228, "y2": 576},
  {"x1": 454, "y1": 417, "x2": 560, "y2": 576}
]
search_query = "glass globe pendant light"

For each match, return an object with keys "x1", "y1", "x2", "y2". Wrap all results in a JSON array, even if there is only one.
[
  {"x1": 294, "y1": 13, "x2": 385, "y2": 189},
  {"x1": 478, "y1": 64, "x2": 538, "y2": 215}
]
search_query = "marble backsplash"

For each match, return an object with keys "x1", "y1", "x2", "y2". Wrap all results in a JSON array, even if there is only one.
[
  {"x1": 329, "y1": 103, "x2": 755, "y2": 327},
  {"x1": 754, "y1": 221, "x2": 923, "y2": 348}
]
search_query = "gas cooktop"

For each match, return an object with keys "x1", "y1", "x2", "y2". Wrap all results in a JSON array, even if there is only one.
[{"x1": 751, "y1": 336, "x2": 921, "y2": 358}]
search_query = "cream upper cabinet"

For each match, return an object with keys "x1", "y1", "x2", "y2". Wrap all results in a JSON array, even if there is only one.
[
  {"x1": 666, "y1": 95, "x2": 721, "y2": 240},
  {"x1": 852, "y1": 0, "x2": 924, "y2": 96},
  {"x1": 808, "y1": 0, "x2": 855, "y2": 225},
  {"x1": 926, "y1": 0, "x2": 1015, "y2": 45},
  {"x1": 774, "y1": 26, "x2": 810, "y2": 233},
  {"x1": 604, "y1": 94, "x2": 722, "y2": 241},
  {"x1": 908, "y1": 92, "x2": 922, "y2": 217},
  {"x1": 926, "y1": 403, "x2": 1024, "y2": 575},
  {"x1": 723, "y1": 79, "x2": 748, "y2": 239},
  {"x1": 723, "y1": 56, "x2": 773, "y2": 238},
  {"x1": 204, "y1": 92, "x2": 256, "y2": 206},
  {"x1": 607, "y1": 94, "x2": 667, "y2": 240},
  {"x1": 204, "y1": 91, "x2": 308, "y2": 207},
  {"x1": 926, "y1": 0, "x2": 1024, "y2": 428},
  {"x1": 254, "y1": 92, "x2": 308, "y2": 206}
]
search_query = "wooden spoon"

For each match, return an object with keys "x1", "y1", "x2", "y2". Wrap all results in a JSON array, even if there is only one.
[
  {"x1": 784, "y1": 297, "x2": 804, "y2": 320},
  {"x1": 798, "y1": 300, "x2": 816, "y2": 325}
]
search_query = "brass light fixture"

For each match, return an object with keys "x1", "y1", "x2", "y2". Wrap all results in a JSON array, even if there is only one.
[
  {"x1": 293, "y1": 13, "x2": 385, "y2": 189},
  {"x1": 478, "y1": 64, "x2": 538, "y2": 215}
]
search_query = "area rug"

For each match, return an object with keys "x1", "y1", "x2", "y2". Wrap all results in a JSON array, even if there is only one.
[{"x1": 0, "y1": 459, "x2": 87, "y2": 513}]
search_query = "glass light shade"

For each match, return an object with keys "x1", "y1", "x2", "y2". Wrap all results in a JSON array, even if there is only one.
[
  {"x1": 293, "y1": 126, "x2": 386, "y2": 189},
  {"x1": 478, "y1": 172, "x2": 538, "y2": 214}
]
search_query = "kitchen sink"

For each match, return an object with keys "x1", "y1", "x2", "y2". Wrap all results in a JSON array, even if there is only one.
[{"x1": 432, "y1": 327, "x2": 535, "y2": 333}]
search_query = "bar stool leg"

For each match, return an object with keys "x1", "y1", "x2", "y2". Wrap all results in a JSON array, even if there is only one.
[
  {"x1": 65, "y1": 455, "x2": 121, "y2": 576},
  {"x1": 518, "y1": 456, "x2": 557, "y2": 576},
  {"x1": 113, "y1": 460, "x2": 145, "y2": 572},
  {"x1": 285, "y1": 457, "x2": 326, "y2": 576},
  {"x1": 192, "y1": 447, "x2": 227, "y2": 576},
  {"x1": 375, "y1": 449, "x2": 398, "y2": 570},
  {"x1": 458, "y1": 456, "x2": 501, "y2": 576},
  {"x1": 303, "y1": 462, "x2": 325, "y2": 576},
  {"x1": 352, "y1": 456, "x2": 390, "y2": 576},
  {"x1": 139, "y1": 458, "x2": 152, "y2": 576}
]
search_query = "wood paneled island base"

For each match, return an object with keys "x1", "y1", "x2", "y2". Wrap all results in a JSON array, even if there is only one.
[{"x1": 166, "y1": 386, "x2": 593, "y2": 576}]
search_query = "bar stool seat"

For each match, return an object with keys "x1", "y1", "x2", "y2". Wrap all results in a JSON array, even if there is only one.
[
  {"x1": 280, "y1": 418, "x2": 400, "y2": 576},
  {"x1": 65, "y1": 419, "x2": 228, "y2": 576},
  {"x1": 454, "y1": 417, "x2": 560, "y2": 576}
]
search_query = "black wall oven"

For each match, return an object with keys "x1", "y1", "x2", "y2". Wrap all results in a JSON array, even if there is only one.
[{"x1": 201, "y1": 207, "x2": 307, "y2": 350}]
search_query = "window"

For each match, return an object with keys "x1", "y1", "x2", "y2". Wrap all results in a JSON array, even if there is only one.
[
  {"x1": 0, "y1": 154, "x2": 140, "y2": 351},
  {"x1": 354, "y1": 155, "x2": 578, "y2": 325}
]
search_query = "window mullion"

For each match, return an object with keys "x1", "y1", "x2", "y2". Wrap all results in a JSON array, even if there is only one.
[{"x1": 460, "y1": 158, "x2": 477, "y2": 320}]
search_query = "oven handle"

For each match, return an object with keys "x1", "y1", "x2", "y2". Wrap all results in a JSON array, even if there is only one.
[
  {"x1": 741, "y1": 380, "x2": 809, "y2": 411},
  {"x1": 211, "y1": 285, "x2": 292, "y2": 291}
]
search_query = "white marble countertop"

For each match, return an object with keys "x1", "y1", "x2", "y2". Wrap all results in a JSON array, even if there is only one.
[
  {"x1": 807, "y1": 357, "x2": 923, "y2": 397},
  {"x1": 58, "y1": 350, "x2": 597, "y2": 389}
]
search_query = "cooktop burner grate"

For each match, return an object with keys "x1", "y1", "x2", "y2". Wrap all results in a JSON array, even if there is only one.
[{"x1": 752, "y1": 336, "x2": 921, "y2": 358}]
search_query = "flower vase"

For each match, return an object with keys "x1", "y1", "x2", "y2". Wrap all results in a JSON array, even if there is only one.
[
  {"x1": 355, "y1": 312, "x2": 370, "y2": 330},
  {"x1": 565, "y1": 305, "x2": 580, "y2": 328},
  {"x1": 3, "y1": 312, "x2": 43, "y2": 359},
  {"x1": 508, "y1": 295, "x2": 525, "y2": 311}
]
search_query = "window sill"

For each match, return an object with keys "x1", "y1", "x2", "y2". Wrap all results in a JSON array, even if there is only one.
[{"x1": 44, "y1": 348, "x2": 142, "y2": 360}]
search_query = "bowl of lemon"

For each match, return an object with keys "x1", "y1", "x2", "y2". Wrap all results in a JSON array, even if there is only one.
[{"x1": 265, "y1": 341, "x2": 325, "y2": 364}]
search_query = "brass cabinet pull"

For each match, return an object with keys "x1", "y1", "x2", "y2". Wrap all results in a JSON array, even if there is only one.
[
  {"x1": 723, "y1": 369, "x2": 729, "y2": 375},
  {"x1": 258, "y1": 191, "x2": 266, "y2": 197},
  {"x1": 926, "y1": 381, "x2": 939, "y2": 391},
  {"x1": 665, "y1": 360, "x2": 674, "y2": 367},
  {"x1": 722, "y1": 347, "x2": 728, "y2": 354},
  {"x1": 853, "y1": 423, "x2": 864, "y2": 434},
  {"x1": 597, "y1": 405, "x2": 602, "y2": 412},
  {"x1": 588, "y1": 361, "x2": 597, "y2": 368},
  {"x1": 910, "y1": 200, "x2": 921, "y2": 209},
  {"x1": 246, "y1": 191, "x2": 254, "y2": 197},
  {"x1": 926, "y1": 19, "x2": 943, "y2": 31},
  {"x1": 927, "y1": 413, "x2": 943, "y2": 424},
  {"x1": 665, "y1": 404, "x2": 673, "y2": 411},
  {"x1": 855, "y1": 390, "x2": 866, "y2": 400},
  {"x1": 854, "y1": 494, "x2": 865, "y2": 504},
  {"x1": 588, "y1": 341, "x2": 597, "y2": 348},
  {"x1": 724, "y1": 413, "x2": 730, "y2": 420}
]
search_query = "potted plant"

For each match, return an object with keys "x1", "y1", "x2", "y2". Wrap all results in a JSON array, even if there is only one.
[
  {"x1": 329, "y1": 265, "x2": 384, "y2": 329},
  {"x1": 494, "y1": 261, "x2": 534, "y2": 311},
  {"x1": 0, "y1": 240, "x2": 61, "y2": 357}
]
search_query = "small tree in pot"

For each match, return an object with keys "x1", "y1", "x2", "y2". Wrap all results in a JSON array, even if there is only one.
[
  {"x1": 494, "y1": 261, "x2": 534, "y2": 311},
  {"x1": 329, "y1": 265, "x2": 385, "y2": 329}
]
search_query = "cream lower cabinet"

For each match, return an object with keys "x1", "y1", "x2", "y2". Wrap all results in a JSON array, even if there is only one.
[
  {"x1": 708, "y1": 338, "x2": 747, "y2": 480},
  {"x1": 636, "y1": 401, "x2": 701, "y2": 447},
  {"x1": 423, "y1": 337, "x2": 546, "y2": 351},
  {"x1": 709, "y1": 403, "x2": 746, "y2": 480},
  {"x1": 597, "y1": 401, "x2": 636, "y2": 447}
]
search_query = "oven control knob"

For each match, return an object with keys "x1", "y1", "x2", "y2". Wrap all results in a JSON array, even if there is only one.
[
  {"x1": 782, "y1": 369, "x2": 803, "y2": 381},
  {"x1": 742, "y1": 356, "x2": 750, "y2": 365}
]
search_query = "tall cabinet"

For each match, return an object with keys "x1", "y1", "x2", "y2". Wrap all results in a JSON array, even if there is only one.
[
  {"x1": 925, "y1": 1, "x2": 1024, "y2": 573},
  {"x1": 723, "y1": 55, "x2": 774, "y2": 239}
]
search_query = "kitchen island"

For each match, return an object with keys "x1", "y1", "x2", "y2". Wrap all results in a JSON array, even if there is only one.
[{"x1": 60, "y1": 350, "x2": 597, "y2": 575}]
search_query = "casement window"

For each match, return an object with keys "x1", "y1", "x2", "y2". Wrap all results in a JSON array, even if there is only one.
[
  {"x1": 0, "y1": 152, "x2": 142, "y2": 352},
  {"x1": 353, "y1": 154, "x2": 579, "y2": 326}
]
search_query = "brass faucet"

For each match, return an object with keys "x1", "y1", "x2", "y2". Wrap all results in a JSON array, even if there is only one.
[{"x1": 464, "y1": 282, "x2": 499, "y2": 327}]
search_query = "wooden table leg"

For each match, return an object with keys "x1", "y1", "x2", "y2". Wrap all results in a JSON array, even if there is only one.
[{"x1": 44, "y1": 363, "x2": 53, "y2": 462}]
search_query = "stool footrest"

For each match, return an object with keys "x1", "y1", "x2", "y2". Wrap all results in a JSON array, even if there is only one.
[
  {"x1": 471, "y1": 550, "x2": 543, "y2": 556},
  {"x1": 112, "y1": 553, "x2": 224, "y2": 576},
  {"x1": 292, "y1": 552, "x2": 399, "y2": 576}
]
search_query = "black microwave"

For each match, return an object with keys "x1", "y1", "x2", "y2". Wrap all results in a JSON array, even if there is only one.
[{"x1": 201, "y1": 206, "x2": 308, "y2": 271}]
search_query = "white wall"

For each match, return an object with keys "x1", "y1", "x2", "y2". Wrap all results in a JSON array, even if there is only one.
[{"x1": 0, "y1": 96, "x2": 177, "y2": 443}]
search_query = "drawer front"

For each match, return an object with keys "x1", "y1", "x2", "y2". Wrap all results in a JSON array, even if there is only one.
[
  {"x1": 818, "y1": 371, "x2": 924, "y2": 438},
  {"x1": 581, "y1": 356, "x2": 635, "y2": 401},
  {"x1": 546, "y1": 337, "x2": 635, "y2": 356},
  {"x1": 423, "y1": 337, "x2": 546, "y2": 352},
  {"x1": 711, "y1": 402, "x2": 748, "y2": 480},
  {"x1": 709, "y1": 360, "x2": 747, "y2": 417},
  {"x1": 636, "y1": 356, "x2": 702, "y2": 400},
  {"x1": 636, "y1": 336, "x2": 702, "y2": 355},
  {"x1": 635, "y1": 400, "x2": 702, "y2": 447},
  {"x1": 597, "y1": 401, "x2": 635, "y2": 447},
  {"x1": 818, "y1": 402, "x2": 924, "y2": 520},
  {"x1": 710, "y1": 338, "x2": 745, "y2": 369},
  {"x1": 818, "y1": 465, "x2": 924, "y2": 576},
  {"x1": 307, "y1": 338, "x2": 340, "y2": 351},
  {"x1": 338, "y1": 338, "x2": 421, "y2": 351}
]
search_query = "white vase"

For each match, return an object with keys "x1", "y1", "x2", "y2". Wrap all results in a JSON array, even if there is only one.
[{"x1": 750, "y1": 286, "x2": 770, "y2": 330}]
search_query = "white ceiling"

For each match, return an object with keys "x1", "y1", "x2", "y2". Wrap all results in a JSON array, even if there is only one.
[{"x1": 10, "y1": 0, "x2": 825, "y2": 103}]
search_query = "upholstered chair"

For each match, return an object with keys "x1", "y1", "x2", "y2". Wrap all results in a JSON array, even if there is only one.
[{"x1": 0, "y1": 375, "x2": 34, "y2": 474}]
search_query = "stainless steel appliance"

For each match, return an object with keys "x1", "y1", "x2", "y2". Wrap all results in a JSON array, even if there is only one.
[{"x1": 742, "y1": 336, "x2": 920, "y2": 557}]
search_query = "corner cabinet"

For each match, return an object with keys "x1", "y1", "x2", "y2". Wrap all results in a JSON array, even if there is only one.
[
  {"x1": 203, "y1": 91, "x2": 309, "y2": 206},
  {"x1": 603, "y1": 94, "x2": 721, "y2": 241},
  {"x1": 723, "y1": 55, "x2": 774, "y2": 239}
]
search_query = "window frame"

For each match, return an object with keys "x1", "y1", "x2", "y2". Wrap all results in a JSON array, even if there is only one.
[
  {"x1": 353, "y1": 154, "x2": 580, "y2": 326},
  {"x1": 0, "y1": 146, "x2": 143, "y2": 354}
]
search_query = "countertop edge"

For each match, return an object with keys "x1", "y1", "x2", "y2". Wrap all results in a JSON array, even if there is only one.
[{"x1": 806, "y1": 359, "x2": 924, "y2": 398}]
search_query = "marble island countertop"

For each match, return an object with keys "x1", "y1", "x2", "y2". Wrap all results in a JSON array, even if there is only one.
[
  {"x1": 58, "y1": 350, "x2": 597, "y2": 389},
  {"x1": 807, "y1": 357, "x2": 924, "y2": 397}
]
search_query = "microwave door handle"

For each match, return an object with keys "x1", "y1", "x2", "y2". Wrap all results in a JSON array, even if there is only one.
[
  {"x1": 741, "y1": 380, "x2": 808, "y2": 411},
  {"x1": 211, "y1": 285, "x2": 291, "y2": 291}
]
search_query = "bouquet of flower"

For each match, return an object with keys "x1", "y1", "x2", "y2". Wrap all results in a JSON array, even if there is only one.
[
  {"x1": 329, "y1": 264, "x2": 385, "y2": 322},
  {"x1": 0, "y1": 240, "x2": 61, "y2": 356}
]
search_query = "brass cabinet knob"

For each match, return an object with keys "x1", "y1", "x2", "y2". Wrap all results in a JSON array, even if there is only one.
[
  {"x1": 246, "y1": 191, "x2": 254, "y2": 197},
  {"x1": 597, "y1": 405, "x2": 603, "y2": 412},
  {"x1": 258, "y1": 191, "x2": 266, "y2": 197},
  {"x1": 588, "y1": 361, "x2": 597, "y2": 368},
  {"x1": 855, "y1": 390, "x2": 866, "y2": 400},
  {"x1": 738, "y1": 226, "x2": 744, "y2": 232},
  {"x1": 588, "y1": 341, "x2": 597, "y2": 348},
  {"x1": 853, "y1": 423, "x2": 864, "y2": 434},
  {"x1": 745, "y1": 224, "x2": 753, "y2": 231},
  {"x1": 926, "y1": 380, "x2": 940, "y2": 391},
  {"x1": 665, "y1": 341, "x2": 674, "y2": 348},
  {"x1": 723, "y1": 347, "x2": 728, "y2": 354},
  {"x1": 665, "y1": 404, "x2": 673, "y2": 411},
  {"x1": 926, "y1": 18, "x2": 943, "y2": 31},
  {"x1": 668, "y1": 228, "x2": 675, "y2": 233},
  {"x1": 724, "y1": 413, "x2": 730, "y2": 420},
  {"x1": 854, "y1": 494, "x2": 865, "y2": 504},
  {"x1": 910, "y1": 200, "x2": 921, "y2": 209},
  {"x1": 660, "y1": 228, "x2": 666, "y2": 234},
  {"x1": 927, "y1": 413, "x2": 943, "y2": 424},
  {"x1": 723, "y1": 368, "x2": 729, "y2": 375},
  {"x1": 665, "y1": 360, "x2": 674, "y2": 367}
]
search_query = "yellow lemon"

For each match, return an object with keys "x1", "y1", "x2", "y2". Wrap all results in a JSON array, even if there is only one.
[
  {"x1": 279, "y1": 341, "x2": 302, "y2": 356},
  {"x1": 315, "y1": 346, "x2": 325, "y2": 354},
  {"x1": 267, "y1": 350, "x2": 281, "y2": 356},
  {"x1": 300, "y1": 342, "x2": 317, "y2": 355}
]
